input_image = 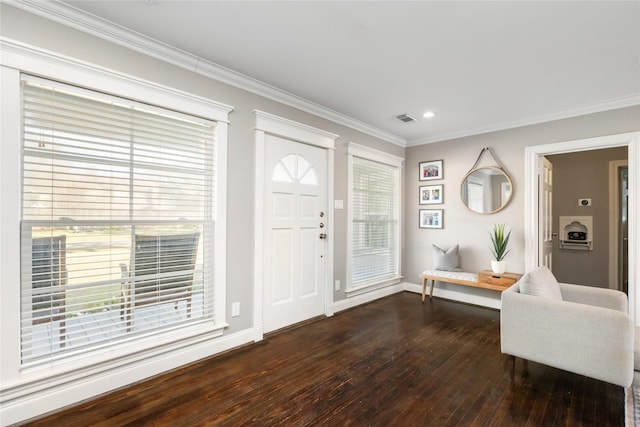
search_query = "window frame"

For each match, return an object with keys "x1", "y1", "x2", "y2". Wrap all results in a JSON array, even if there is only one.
[
  {"x1": 19, "y1": 76, "x2": 221, "y2": 367},
  {"x1": 346, "y1": 142, "x2": 404, "y2": 295},
  {"x1": 1, "y1": 59, "x2": 231, "y2": 384}
]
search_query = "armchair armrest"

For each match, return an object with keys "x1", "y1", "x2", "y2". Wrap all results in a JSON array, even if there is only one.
[
  {"x1": 559, "y1": 282, "x2": 628, "y2": 312},
  {"x1": 501, "y1": 283, "x2": 633, "y2": 387}
]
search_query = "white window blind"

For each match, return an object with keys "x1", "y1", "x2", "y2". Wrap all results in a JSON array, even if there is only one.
[
  {"x1": 351, "y1": 156, "x2": 400, "y2": 286},
  {"x1": 20, "y1": 77, "x2": 216, "y2": 367}
]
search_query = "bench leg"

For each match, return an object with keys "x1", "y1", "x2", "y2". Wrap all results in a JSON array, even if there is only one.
[{"x1": 422, "y1": 278, "x2": 435, "y2": 302}]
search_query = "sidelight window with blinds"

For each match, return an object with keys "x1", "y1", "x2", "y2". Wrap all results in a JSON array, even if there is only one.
[
  {"x1": 348, "y1": 144, "x2": 402, "y2": 290},
  {"x1": 20, "y1": 76, "x2": 217, "y2": 366}
]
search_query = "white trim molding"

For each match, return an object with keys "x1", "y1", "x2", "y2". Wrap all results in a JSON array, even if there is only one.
[
  {"x1": 254, "y1": 110, "x2": 339, "y2": 150},
  {"x1": 0, "y1": 38, "x2": 233, "y2": 122},
  {"x1": 253, "y1": 111, "x2": 339, "y2": 341},
  {"x1": 347, "y1": 142, "x2": 405, "y2": 167},
  {"x1": 345, "y1": 142, "x2": 405, "y2": 296},
  {"x1": 403, "y1": 282, "x2": 501, "y2": 310},
  {"x1": 4, "y1": 0, "x2": 406, "y2": 147},
  {"x1": 609, "y1": 159, "x2": 628, "y2": 291},
  {"x1": 0, "y1": 328, "x2": 253, "y2": 426},
  {"x1": 407, "y1": 95, "x2": 640, "y2": 147},
  {"x1": 524, "y1": 132, "x2": 640, "y2": 326},
  {"x1": 0, "y1": 39, "x2": 234, "y2": 425},
  {"x1": 7, "y1": 1, "x2": 639, "y2": 149}
]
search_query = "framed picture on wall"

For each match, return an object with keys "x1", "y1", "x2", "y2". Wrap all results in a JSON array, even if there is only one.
[
  {"x1": 419, "y1": 184, "x2": 443, "y2": 205},
  {"x1": 419, "y1": 160, "x2": 443, "y2": 181},
  {"x1": 419, "y1": 209, "x2": 443, "y2": 229}
]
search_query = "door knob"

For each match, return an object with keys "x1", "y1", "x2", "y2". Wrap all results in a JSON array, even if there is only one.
[
  {"x1": 319, "y1": 222, "x2": 325, "y2": 228},
  {"x1": 319, "y1": 233, "x2": 327, "y2": 240}
]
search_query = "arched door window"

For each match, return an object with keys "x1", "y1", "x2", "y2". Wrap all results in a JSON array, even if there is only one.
[{"x1": 272, "y1": 154, "x2": 318, "y2": 185}]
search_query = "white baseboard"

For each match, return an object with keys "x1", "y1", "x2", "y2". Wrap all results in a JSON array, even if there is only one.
[
  {"x1": 403, "y1": 282, "x2": 501, "y2": 310},
  {"x1": 331, "y1": 281, "x2": 501, "y2": 313},
  {"x1": 2, "y1": 283, "x2": 501, "y2": 425},
  {"x1": 332, "y1": 282, "x2": 405, "y2": 313},
  {"x1": 0, "y1": 329, "x2": 255, "y2": 426}
]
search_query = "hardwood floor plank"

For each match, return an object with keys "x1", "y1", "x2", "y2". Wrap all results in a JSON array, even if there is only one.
[{"x1": 21, "y1": 293, "x2": 624, "y2": 426}]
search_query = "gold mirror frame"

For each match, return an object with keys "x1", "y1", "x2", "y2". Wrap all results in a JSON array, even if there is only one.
[
  {"x1": 460, "y1": 166, "x2": 513, "y2": 214},
  {"x1": 460, "y1": 148, "x2": 513, "y2": 214}
]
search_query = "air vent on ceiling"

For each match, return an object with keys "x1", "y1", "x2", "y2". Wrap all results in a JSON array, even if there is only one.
[{"x1": 396, "y1": 113, "x2": 417, "y2": 123}]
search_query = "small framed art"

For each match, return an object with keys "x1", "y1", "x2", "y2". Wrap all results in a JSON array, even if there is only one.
[
  {"x1": 419, "y1": 160, "x2": 443, "y2": 181},
  {"x1": 419, "y1": 209, "x2": 443, "y2": 229},
  {"x1": 419, "y1": 184, "x2": 443, "y2": 205}
]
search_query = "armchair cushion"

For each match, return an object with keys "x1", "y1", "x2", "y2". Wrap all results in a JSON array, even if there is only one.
[{"x1": 518, "y1": 266, "x2": 563, "y2": 300}]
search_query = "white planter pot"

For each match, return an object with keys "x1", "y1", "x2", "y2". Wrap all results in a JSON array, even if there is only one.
[{"x1": 491, "y1": 260, "x2": 506, "y2": 274}]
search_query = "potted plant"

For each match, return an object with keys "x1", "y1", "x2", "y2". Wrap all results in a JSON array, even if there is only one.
[{"x1": 489, "y1": 223, "x2": 511, "y2": 274}]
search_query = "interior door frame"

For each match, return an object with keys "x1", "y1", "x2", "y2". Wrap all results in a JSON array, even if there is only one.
[
  {"x1": 609, "y1": 159, "x2": 628, "y2": 290},
  {"x1": 525, "y1": 131, "x2": 639, "y2": 326},
  {"x1": 253, "y1": 110, "x2": 338, "y2": 341}
]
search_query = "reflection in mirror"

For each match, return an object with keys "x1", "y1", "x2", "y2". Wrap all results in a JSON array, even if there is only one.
[{"x1": 461, "y1": 167, "x2": 512, "y2": 214}]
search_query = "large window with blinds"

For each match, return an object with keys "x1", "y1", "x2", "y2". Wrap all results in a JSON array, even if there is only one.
[
  {"x1": 20, "y1": 77, "x2": 218, "y2": 366},
  {"x1": 348, "y1": 144, "x2": 402, "y2": 291}
]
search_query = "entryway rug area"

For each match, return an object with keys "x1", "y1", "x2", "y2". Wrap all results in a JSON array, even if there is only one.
[{"x1": 626, "y1": 386, "x2": 640, "y2": 426}]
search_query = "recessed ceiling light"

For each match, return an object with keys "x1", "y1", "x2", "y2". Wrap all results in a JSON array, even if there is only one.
[{"x1": 423, "y1": 111, "x2": 435, "y2": 118}]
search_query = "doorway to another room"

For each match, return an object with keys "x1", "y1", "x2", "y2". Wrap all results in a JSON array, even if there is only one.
[
  {"x1": 543, "y1": 147, "x2": 627, "y2": 289},
  {"x1": 525, "y1": 131, "x2": 639, "y2": 325},
  {"x1": 613, "y1": 163, "x2": 629, "y2": 294}
]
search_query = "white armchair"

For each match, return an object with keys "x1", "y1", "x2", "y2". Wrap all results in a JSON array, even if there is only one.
[{"x1": 501, "y1": 269, "x2": 633, "y2": 388}]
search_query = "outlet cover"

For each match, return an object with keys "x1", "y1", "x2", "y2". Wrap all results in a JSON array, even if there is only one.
[
  {"x1": 578, "y1": 198, "x2": 592, "y2": 206},
  {"x1": 335, "y1": 280, "x2": 341, "y2": 291},
  {"x1": 231, "y1": 302, "x2": 240, "y2": 317}
]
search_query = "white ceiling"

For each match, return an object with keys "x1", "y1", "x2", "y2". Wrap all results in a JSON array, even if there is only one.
[{"x1": 53, "y1": 1, "x2": 640, "y2": 146}]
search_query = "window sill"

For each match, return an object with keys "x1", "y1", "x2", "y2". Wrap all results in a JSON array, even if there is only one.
[
  {"x1": 346, "y1": 275, "x2": 403, "y2": 298},
  {"x1": 18, "y1": 320, "x2": 228, "y2": 381}
]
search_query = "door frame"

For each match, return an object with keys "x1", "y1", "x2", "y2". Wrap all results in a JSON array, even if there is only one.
[
  {"x1": 253, "y1": 110, "x2": 338, "y2": 341},
  {"x1": 538, "y1": 156, "x2": 553, "y2": 270},
  {"x1": 525, "y1": 131, "x2": 639, "y2": 325},
  {"x1": 609, "y1": 160, "x2": 628, "y2": 290}
]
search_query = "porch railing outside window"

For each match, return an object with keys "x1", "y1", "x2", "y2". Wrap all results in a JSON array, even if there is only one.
[{"x1": 20, "y1": 77, "x2": 216, "y2": 366}]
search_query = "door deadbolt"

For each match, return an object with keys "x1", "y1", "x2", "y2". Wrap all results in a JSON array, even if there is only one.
[
  {"x1": 319, "y1": 211, "x2": 325, "y2": 217},
  {"x1": 319, "y1": 222, "x2": 324, "y2": 228}
]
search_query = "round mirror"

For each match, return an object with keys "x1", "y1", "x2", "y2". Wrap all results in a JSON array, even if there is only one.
[{"x1": 460, "y1": 166, "x2": 513, "y2": 214}]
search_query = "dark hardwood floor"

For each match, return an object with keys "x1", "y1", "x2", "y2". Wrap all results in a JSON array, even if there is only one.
[{"x1": 22, "y1": 292, "x2": 624, "y2": 426}]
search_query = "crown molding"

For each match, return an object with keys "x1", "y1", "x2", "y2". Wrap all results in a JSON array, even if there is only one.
[
  {"x1": 407, "y1": 94, "x2": 640, "y2": 147},
  {"x1": 347, "y1": 142, "x2": 404, "y2": 168},
  {"x1": 4, "y1": 0, "x2": 407, "y2": 147},
  {"x1": 254, "y1": 110, "x2": 339, "y2": 150}
]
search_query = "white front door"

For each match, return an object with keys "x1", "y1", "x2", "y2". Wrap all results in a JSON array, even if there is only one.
[
  {"x1": 539, "y1": 156, "x2": 554, "y2": 268},
  {"x1": 263, "y1": 134, "x2": 327, "y2": 333}
]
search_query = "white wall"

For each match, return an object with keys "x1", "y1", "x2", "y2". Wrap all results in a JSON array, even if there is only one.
[
  {"x1": 1, "y1": 3, "x2": 639, "y2": 424},
  {"x1": 0, "y1": 4, "x2": 403, "y2": 424},
  {"x1": 404, "y1": 107, "x2": 640, "y2": 307}
]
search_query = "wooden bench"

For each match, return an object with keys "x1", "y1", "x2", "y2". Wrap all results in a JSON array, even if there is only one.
[{"x1": 421, "y1": 269, "x2": 522, "y2": 302}]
